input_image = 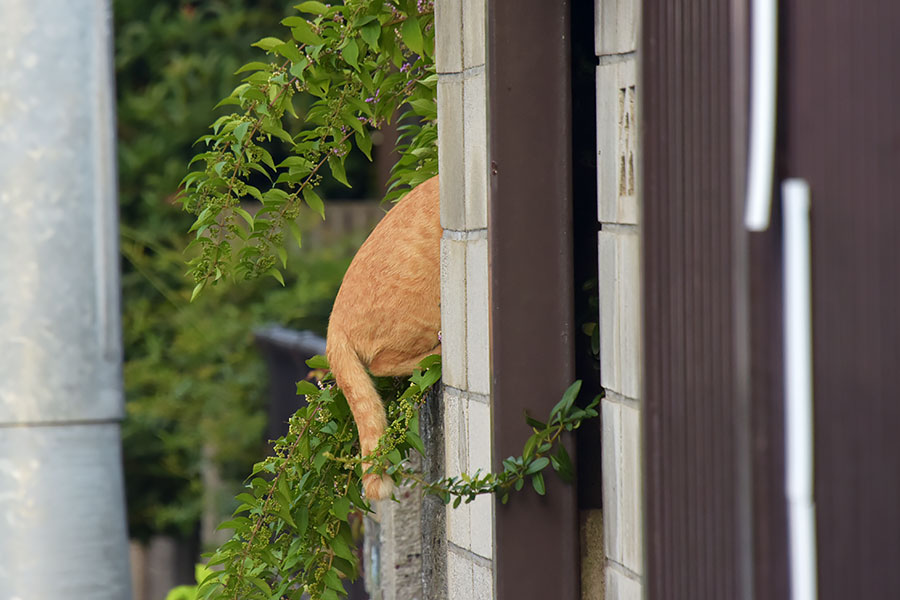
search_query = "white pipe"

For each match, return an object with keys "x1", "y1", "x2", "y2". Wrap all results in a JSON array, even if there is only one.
[
  {"x1": 745, "y1": 0, "x2": 778, "y2": 231},
  {"x1": 782, "y1": 178, "x2": 818, "y2": 600}
]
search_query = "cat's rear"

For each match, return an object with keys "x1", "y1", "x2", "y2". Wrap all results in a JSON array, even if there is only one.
[{"x1": 326, "y1": 176, "x2": 441, "y2": 500}]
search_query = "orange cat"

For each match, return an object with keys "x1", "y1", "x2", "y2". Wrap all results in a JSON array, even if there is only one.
[{"x1": 326, "y1": 175, "x2": 441, "y2": 500}]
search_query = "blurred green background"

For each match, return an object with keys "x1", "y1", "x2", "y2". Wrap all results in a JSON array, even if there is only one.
[{"x1": 113, "y1": 0, "x2": 381, "y2": 549}]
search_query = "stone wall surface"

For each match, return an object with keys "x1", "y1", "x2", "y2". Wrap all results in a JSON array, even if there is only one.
[{"x1": 436, "y1": 0, "x2": 494, "y2": 599}]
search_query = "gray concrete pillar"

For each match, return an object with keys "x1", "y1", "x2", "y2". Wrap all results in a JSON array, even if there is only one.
[{"x1": 0, "y1": 0, "x2": 132, "y2": 598}]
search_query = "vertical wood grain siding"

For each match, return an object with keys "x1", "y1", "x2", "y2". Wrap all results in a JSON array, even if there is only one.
[
  {"x1": 642, "y1": 1, "x2": 742, "y2": 598},
  {"x1": 782, "y1": 1, "x2": 900, "y2": 597}
]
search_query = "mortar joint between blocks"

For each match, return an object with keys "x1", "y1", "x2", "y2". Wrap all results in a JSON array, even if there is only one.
[
  {"x1": 436, "y1": 64, "x2": 486, "y2": 80},
  {"x1": 442, "y1": 385, "x2": 491, "y2": 406},
  {"x1": 606, "y1": 558, "x2": 643, "y2": 583},
  {"x1": 448, "y1": 541, "x2": 494, "y2": 570},
  {"x1": 443, "y1": 228, "x2": 488, "y2": 241},
  {"x1": 602, "y1": 389, "x2": 641, "y2": 410}
]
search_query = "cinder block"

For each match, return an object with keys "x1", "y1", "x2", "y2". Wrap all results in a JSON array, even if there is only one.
[
  {"x1": 596, "y1": 59, "x2": 638, "y2": 226},
  {"x1": 601, "y1": 399, "x2": 621, "y2": 561},
  {"x1": 598, "y1": 231, "x2": 619, "y2": 392},
  {"x1": 602, "y1": 398, "x2": 644, "y2": 575},
  {"x1": 619, "y1": 403, "x2": 643, "y2": 574},
  {"x1": 437, "y1": 78, "x2": 466, "y2": 231},
  {"x1": 444, "y1": 389, "x2": 471, "y2": 549},
  {"x1": 595, "y1": 0, "x2": 638, "y2": 56},
  {"x1": 462, "y1": 0, "x2": 486, "y2": 69},
  {"x1": 467, "y1": 399, "x2": 493, "y2": 559},
  {"x1": 605, "y1": 566, "x2": 642, "y2": 600},
  {"x1": 473, "y1": 561, "x2": 494, "y2": 600},
  {"x1": 466, "y1": 394, "x2": 492, "y2": 473},
  {"x1": 465, "y1": 237, "x2": 490, "y2": 394},
  {"x1": 440, "y1": 238, "x2": 467, "y2": 389},
  {"x1": 447, "y1": 551, "x2": 475, "y2": 600},
  {"x1": 469, "y1": 494, "x2": 493, "y2": 560},
  {"x1": 617, "y1": 230, "x2": 642, "y2": 400},
  {"x1": 463, "y1": 72, "x2": 488, "y2": 230},
  {"x1": 436, "y1": 0, "x2": 463, "y2": 74}
]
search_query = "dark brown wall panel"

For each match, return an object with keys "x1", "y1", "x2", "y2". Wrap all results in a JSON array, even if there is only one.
[
  {"x1": 642, "y1": 0, "x2": 749, "y2": 597},
  {"x1": 782, "y1": 1, "x2": 900, "y2": 597}
]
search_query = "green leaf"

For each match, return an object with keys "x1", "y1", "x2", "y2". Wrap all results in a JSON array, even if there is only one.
[
  {"x1": 267, "y1": 268, "x2": 285, "y2": 286},
  {"x1": 524, "y1": 456, "x2": 550, "y2": 475},
  {"x1": 290, "y1": 20, "x2": 325, "y2": 45},
  {"x1": 524, "y1": 414, "x2": 547, "y2": 430},
  {"x1": 288, "y1": 220, "x2": 303, "y2": 249},
  {"x1": 296, "y1": 380, "x2": 319, "y2": 396},
  {"x1": 233, "y1": 206, "x2": 254, "y2": 229},
  {"x1": 331, "y1": 535, "x2": 355, "y2": 562},
  {"x1": 306, "y1": 354, "x2": 329, "y2": 369},
  {"x1": 275, "y1": 41, "x2": 302, "y2": 63},
  {"x1": 417, "y1": 354, "x2": 442, "y2": 370},
  {"x1": 553, "y1": 443, "x2": 575, "y2": 483},
  {"x1": 332, "y1": 497, "x2": 351, "y2": 521},
  {"x1": 341, "y1": 112, "x2": 365, "y2": 138},
  {"x1": 355, "y1": 130, "x2": 373, "y2": 160},
  {"x1": 294, "y1": 505, "x2": 309, "y2": 535},
  {"x1": 360, "y1": 20, "x2": 381, "y2": 49},
  {"x1": 276, "y1": 502, "x2": 296, "y2": 529},
  {"x1": 342, "y1": 38, "x2": 359, "y2": 70},
  {"x1": 328, "y1": 154, "x2": 351, "y2": 187},
  {"x1": 252, "y1": 37, "x2": 284, "y2": 52},
  {"x1": 522, "y1": 434, "x2": 538, "y2": 461},
  {"x1": 302, "y1": 186, "x2": 326, "y2": 219},
  {"x1": 406, "y1": 430, "x2": 426, "y2": 455},
  {"x1": 289, "y1": 57, "x2": 309, "y2": 78},
  {"x1": 235, "y1": 61, "x2": 270, "y2": 74},
  {"x1": 295, "y1": 1, "x2": 329, "y2": 14},
  {"x1": 401, "y1": 16, "x2": 424, "y2": 56},
  {"x1": 324, "y1": 569, "x2": 345, "y2": 593},
  {"x1": 550, "y1": 380, "x2": 582, "y2": 420},
  {"x1": 532, "y1": 472, "x2": 546, "y2": 495},
  {"x1": 407, "y1": 98, "x2": 436, "y2": 117},
  {"x1": 247, "y1": 576, "x2": 272, "y2": 596},
  {"x1": 215, "y1": 517, "x2": 250, "y2": 532},
  {"x1": 190, "y1": 281, "x2": 204, "y2": 302}
]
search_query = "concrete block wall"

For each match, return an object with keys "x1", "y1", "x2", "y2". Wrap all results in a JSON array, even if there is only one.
[
  {"x1": 594, "y1": 0, "x2": 644, "y2": 598},
  {"x1": 436, "y1": 0, "x2": 495, "y2": 599}
]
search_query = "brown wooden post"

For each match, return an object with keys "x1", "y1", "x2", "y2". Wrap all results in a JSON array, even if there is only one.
[{"x1": 488, "y1": 1, "x2": 580, "y2": 599}]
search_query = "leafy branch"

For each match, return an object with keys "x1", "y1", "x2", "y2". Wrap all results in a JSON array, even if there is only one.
[
  {"x1": 406, "y1": 380, "x2": 600, "y2": 506},
  {"x1": 179, "y1": 0, "x2": 438, "y2": 295},
  {"x1": 196, "y1": 356, "x2": 599, "y2": 600}
]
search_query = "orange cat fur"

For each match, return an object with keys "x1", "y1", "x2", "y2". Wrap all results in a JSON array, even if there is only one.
[{"x1": 326, "y1": 175, "x2": 441, "y2": 500}]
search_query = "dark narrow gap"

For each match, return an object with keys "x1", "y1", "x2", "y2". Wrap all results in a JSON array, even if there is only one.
[{"x1": 570, "y1": 0, "x2": 603, "y2": 511}]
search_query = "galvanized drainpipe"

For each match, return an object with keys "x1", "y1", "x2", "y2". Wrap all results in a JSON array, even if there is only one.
[{"x1": 0, "y1": 1, "x2": 132, "y2": 598}]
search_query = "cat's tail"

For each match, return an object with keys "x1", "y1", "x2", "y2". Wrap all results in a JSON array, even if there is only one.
[{"x1": 326, "y1": 335, "x2": 393, "y2": 501}]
